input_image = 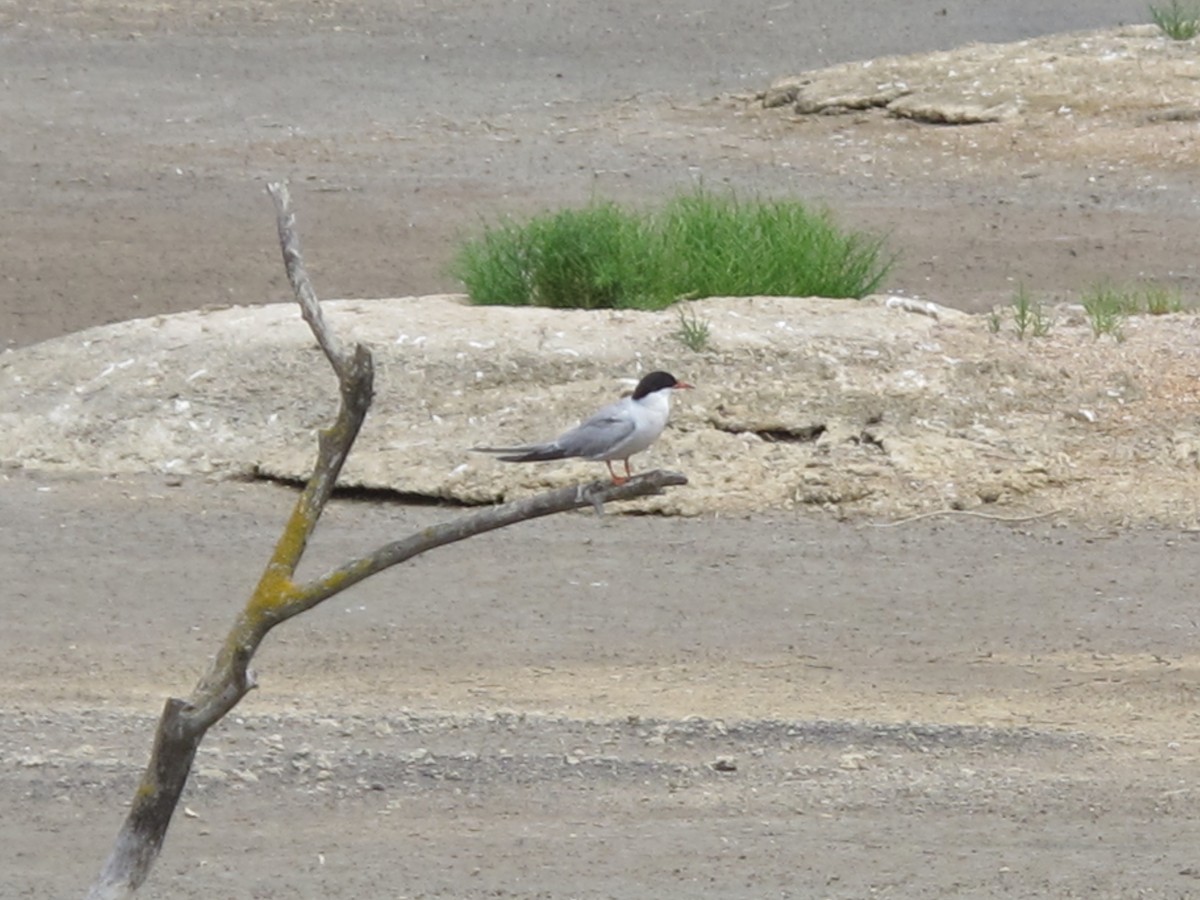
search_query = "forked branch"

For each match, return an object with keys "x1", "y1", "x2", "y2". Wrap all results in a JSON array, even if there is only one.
[{"x1": 85, "y1": 183, "x2": 686, "y2": 899}]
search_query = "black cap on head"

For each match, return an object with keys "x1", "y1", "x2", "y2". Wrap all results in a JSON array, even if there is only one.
[{"x1": 632, "y1": 370, "x2": 682, "y2": 400}]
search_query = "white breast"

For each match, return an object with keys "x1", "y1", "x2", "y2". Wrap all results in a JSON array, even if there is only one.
[{"x1": 602, "y1": 388, "x2": 672, "y2": 460}]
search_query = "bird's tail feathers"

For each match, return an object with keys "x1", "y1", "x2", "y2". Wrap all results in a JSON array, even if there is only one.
[{"x1": 471, "y1": 443, "x2": 566, "y2": 463}]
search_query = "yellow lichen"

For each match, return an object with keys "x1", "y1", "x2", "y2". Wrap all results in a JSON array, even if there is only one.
[{"x1": 133, "y1": 775, "x2": 158, "y2": 802}]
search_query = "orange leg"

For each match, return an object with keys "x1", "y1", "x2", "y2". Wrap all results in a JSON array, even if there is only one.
[{"x1": 605, "y1": 460, "x2": 628, "y2": 485}]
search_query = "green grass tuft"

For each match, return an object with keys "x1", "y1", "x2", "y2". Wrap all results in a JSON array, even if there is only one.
[
  {"x1": 1080, "y1": 281, "x2": 1186, "y2": 339},
  {"x1": 986, "y1": 308, "x2": 1003, "y2": 335},
  {"x1": 1082, "y1": 283, "x2": 1133, "y2": 341},
  {"x1": 451, "y1": 204, "x2": 660, "y2": 309},
  {"x1": 1010, "y1": 284, "x2": 1052, "y2": 340},
  {"x1": 1151, "y1": 0, "x2": 1200, "y2": 38},
  {"x1": 1139, "y1": 284, "x2": 1184, "y2": 315},
  {"x1": 672, "y1": 306, "x2": 712, "y2": 352},
  {"x1": 451, "y1": 191, "x2": 891, "y2": 310},
  {"x1": 652, "y1": 192, "x2": 891, "y2": 302}
]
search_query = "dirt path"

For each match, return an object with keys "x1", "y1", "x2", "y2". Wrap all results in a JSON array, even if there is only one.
[
  {"x1": 0, "y1": 0, "x2": 1176, "y2": 349},
  {"x1": 6, "y1": 472, "x2": 1200, "y2": 897},
  {"x1": 5, "y1": 2, "x2": 1200, "y2": 897}
]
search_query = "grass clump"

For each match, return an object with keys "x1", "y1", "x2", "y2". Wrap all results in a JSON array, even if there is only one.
[
  {"x1": 1081, "y1": 281, "x2": 1186, "y2": 339},
  {"x1": 452, "y1": 191, "x2": 891, "y2": 310},
  {"x1": 1151, "y1": 0, "x2": 1200, "y2": 38},
  {"x1": 1010, "y1": 284, "x2": 1052, "y2": 339},
  {"x1": 1139, "y1": 284, "x2": 1184, "y2": 315},
  {"x1": 988, "y1": 285, "x2": 1052, "y2": 339},
  {"x1": 672, "y1": 306, "x2": 712, "y2": 352},
  {"x1": 1082, "y1": 283, "x2": 1134, "y2": 341},
  {"x1": 450, "y1": 203, "x2": 659, "y2": 309},
  {"x1": 652, "y1": 192, "x2": 890, "y2": 302}
]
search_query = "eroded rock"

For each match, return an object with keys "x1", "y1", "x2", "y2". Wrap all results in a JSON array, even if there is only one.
[{"x1": 6, "y1": 293, "x2": 1200, "y2": 524}]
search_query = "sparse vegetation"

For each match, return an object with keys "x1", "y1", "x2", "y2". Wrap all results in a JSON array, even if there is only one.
[
  {"x1": 1140, "y1": 284, "x2": 1184, "y2": 315},
  {"x1": 1010, "y1": 284, "x2": 1052, "y2": 339},
  {"x1": 1151, "y1": 0, "x2": 1200, "y2": 39},
  {"x1": 1082, "y1": 283, "x2": 1132, "y2": 341},
  {"x1": 452, "y1": 191, "x2": 891, "y2": 310},
  {"x1": 1081, "y1": 281, "x2": 1186, "y2": 339},
  {"x1": 987, "y1": 308, "x2": 1003, "y2": 335},
  {"x1": 672, "y1": 305, "x2": 712, "y2": 352},
  {"x1": 988, "y1": 285, "x2": 1052, "y2": 339}
]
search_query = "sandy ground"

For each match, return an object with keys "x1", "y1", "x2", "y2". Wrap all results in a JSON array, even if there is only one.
[{"x1": 7, "y1": 1, "x2": 1200, "y2": 897}]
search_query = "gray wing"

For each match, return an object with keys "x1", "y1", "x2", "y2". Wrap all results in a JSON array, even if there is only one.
[
  {"x1": 472, "y1": 399, "x2": 635, "y2": 462},
  {"x1": 553, "y1": 406, "x2": 637, "y2": 460}
]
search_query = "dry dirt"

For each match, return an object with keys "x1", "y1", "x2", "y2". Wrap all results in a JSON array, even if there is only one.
[{"x1": 6, "y1": 2, "x2": 1200, "y2": 898}]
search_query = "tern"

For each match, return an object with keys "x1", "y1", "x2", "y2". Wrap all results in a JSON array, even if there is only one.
[{"x1": 473, "y1": 370, "x2": 693, "y2": 484}]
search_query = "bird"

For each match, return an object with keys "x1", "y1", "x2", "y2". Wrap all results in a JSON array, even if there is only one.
[{"x1": 472, "y1": 370, "x2": 693, "y2": 484}]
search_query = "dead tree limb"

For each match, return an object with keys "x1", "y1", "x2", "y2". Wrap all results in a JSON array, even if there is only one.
[{"x1": 84, "y1": 182, "x2": 687, "y2": 899}]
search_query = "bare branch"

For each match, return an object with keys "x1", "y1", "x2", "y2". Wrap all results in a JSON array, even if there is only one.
[
  {"x1": 282, "y1": 469, "x2": 687, "y2": 619},
  {"x1": 87, "y1": 182, "x2": 376, "y2": 900},
  {"x1": 266, "y1": 181, "x2": 350, "y2": 376},
  {"x1": 260, "y1": 181, "x2": 375, "y2": 583},
  {"x1": 85, "y1": 184, "x2": 688, "y2": 899}
]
